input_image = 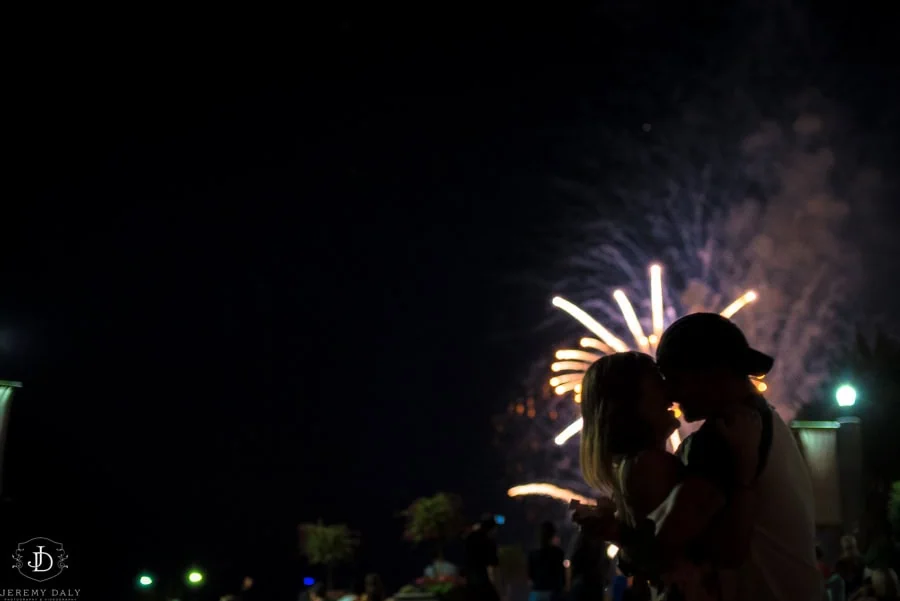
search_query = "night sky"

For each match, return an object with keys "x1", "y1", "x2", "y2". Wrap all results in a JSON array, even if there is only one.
[{"x1": 3, "y1": 3, "x2": 897, "y2": 599}]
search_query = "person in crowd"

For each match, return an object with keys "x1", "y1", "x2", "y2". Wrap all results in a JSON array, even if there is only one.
[
  {"x1": 465, "y1": 516, "x2": 500, "y2": 601},
  {"x1": 573, "y1": 314, "x2": 822, "y2": 600},
  {"x1": 609, "y1": 566, "x2": 628, "y2": 601},
  {"x1": 865, "y1": 524, "x2": 900, "y2": 576},
  {"x1": 527, "y1": 521, "x2": 565, "y2": 601},
  {"x1": 850, "y1": 568, "x2": 899, "y2": 600},
  {"x1": 567, "y1": 531, "x2": 609, "y2": 601},
  {"x1": 837, "y1": 535, "x2": 868, "y2": 597},
  {"x1": 300, "y1": 582, "x2": 329, "y2": 601},
  {"x1": 819, "y1": 546, "x2": 833, "y2": 579},
  {"x1": 221, "y1": 575, "x2": 257, "y2": 601},
  {"x1": 359, "y1": 573, "x2": 385, "y2": 601}
]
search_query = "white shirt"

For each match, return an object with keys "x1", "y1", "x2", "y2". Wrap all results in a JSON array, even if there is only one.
[{"x1": 722, "y1": 410, "x2": 823, "y2": 601}]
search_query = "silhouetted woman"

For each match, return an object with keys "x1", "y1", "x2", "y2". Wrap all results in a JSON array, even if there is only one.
[{"x1": 837, "y1": 535, "x2": 867, "y2": 598}]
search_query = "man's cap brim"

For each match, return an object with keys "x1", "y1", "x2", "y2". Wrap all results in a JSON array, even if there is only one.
[{"x1": 745, "y1": 348, "x2": 774, "y2": 377}]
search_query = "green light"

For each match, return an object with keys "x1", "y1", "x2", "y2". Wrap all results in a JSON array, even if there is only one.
[
  {"x1": 138, "y1": 574, "x2": 153, "y2": 587},
  {"x1": 187, "y1": 570, "x2": 204, "y2": 585},
  {"x1": 835, "y1": 384, "x2": 857, "y2": 407}
]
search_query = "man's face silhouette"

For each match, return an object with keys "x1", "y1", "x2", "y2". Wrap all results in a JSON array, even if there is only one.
[{"x1": 663, "y1": 368, "x2": 720, "y2": 422}]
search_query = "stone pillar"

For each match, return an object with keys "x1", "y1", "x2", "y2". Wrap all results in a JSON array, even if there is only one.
[
  {"x1": 793, "y1": 421, "x2": 843, "y2": 527},
  {"x1": 836, "y1": 417, "x2": 864, "y2": 536}
]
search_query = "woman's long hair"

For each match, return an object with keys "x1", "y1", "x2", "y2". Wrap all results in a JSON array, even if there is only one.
[{"x1": 579, "y1": 352, "x2": 660, "y2": 510}]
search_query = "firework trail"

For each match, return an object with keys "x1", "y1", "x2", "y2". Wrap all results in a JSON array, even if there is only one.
[{"x1": 494, "y1": 359, "x2": 591, "y2": 498}]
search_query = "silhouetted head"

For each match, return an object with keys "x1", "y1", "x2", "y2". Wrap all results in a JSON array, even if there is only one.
[
  {"x1": 580, "y1": 352, "x2": 679, "y2": 492},
  {"x1": 479, "y1": 515, "x2": 498, "y2": 538},
  {"x1": 656, "y1": 313, "x2": 773, "y2": 422},
  {"x1": 539, "y1": 521, "x2": 556, "y2": 547},
  {"x1": 840, "y1": 535, "x2": 860, "y2": 557}
]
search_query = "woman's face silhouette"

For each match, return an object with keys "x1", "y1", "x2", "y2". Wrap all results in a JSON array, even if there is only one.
[{"x1": 635, "y1": 369, "x2": 680, "y2": 443}]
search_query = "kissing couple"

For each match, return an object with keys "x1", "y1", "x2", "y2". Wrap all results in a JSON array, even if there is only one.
[{"x1": 571, "y1": 313, "x2": 823, "y2": 601}]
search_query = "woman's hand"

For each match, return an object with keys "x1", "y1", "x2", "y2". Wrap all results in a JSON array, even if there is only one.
[
  {"x1": 570, "y1": 499, "x2": 619, "y2": 541},
  {"x1": 715, "y1": 406, "x2": 762, "y2": 486}
]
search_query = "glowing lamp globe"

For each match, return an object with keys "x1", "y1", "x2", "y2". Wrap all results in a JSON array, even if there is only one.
[
  {"x1": 835, "y1": 384, "x2": 857, "y2": 407},
  {"x1": 187, "y1": 570, "x2": 204, "y2": 585},
  {"x1": 138, "y1": 574, "x2": 153, "y2": 587}
]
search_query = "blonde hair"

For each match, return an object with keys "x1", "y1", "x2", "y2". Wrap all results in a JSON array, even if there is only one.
[{"x1": 579, "y1": 352, "x2": 659, "y2": 500}]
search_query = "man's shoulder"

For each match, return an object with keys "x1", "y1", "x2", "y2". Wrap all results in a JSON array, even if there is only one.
[{"x1": 677, "y1": 421, "x2": 727, "y2": 462}]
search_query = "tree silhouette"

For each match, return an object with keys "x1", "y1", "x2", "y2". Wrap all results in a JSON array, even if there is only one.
[
  {"x1": 402, "y1": 493, "x2": 465, "y2": 560},
  {"x1": 299, "y1": 520, "x2": 358, "y2": 590}
]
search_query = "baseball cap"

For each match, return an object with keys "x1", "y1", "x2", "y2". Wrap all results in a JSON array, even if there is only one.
[{"x1": 655, "y1": 313, "x2": 774, "y2": 376}]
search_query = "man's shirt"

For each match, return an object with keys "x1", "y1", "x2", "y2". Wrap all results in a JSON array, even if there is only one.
[{"x1": 677, "y1": 397, "x2": 822, "y2": 601}]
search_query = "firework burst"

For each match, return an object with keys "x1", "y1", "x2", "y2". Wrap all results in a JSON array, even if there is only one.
[
  {"x1": 548, "y1": 262, "x2": 759, "y2": 447},
  {"x1": 506, "y1": 264, "x2": 759, "y2": 505}
]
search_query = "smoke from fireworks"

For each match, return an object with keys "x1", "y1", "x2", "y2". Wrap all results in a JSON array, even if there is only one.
[{"x1": 554, "y1": 96, "x2": 863, "y2": 419}]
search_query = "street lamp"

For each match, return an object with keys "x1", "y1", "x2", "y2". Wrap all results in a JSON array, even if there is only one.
[
  {"x1": 137, "y1": 573, "x2": 154, "y2": 588},
  {"x1": 835, "y1": 384, "x2": 858, "y2": 407},
  {"x1": 186, "y1": 569, "x2": 204, "y2": 586}
]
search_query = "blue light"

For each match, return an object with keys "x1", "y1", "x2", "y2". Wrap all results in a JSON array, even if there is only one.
[
  {"x1": 494, "y1": 515, "x2": 505, "y2": 525},
  {"x1": 303, "y1": 577, "x2": 315, "y2": 586}
]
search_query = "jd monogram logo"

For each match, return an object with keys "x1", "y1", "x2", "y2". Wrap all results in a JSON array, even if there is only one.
[{"x1": 11, "y1": 538, "x2": 68, "y2": 583}]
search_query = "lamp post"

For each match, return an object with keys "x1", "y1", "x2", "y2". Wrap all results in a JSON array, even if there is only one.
[{"x1": 833, "y1": 383, "x2": 863, "y2": 540}]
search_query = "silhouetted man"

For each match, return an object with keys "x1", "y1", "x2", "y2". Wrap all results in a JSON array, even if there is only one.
[{"x1": 465, "y1": 516, "x2": 500, "y2": 601}]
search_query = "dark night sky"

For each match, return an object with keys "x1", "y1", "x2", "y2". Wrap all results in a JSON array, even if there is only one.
[{"x1": 2, "y1": 3, "x2": 897, "y2": 598}]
